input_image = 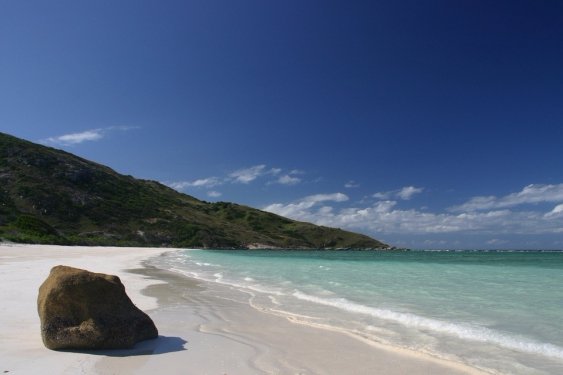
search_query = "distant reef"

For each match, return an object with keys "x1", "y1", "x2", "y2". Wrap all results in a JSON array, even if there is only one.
[{"x1": 0, "y1": 132, "x2": 389, "y2": 249}]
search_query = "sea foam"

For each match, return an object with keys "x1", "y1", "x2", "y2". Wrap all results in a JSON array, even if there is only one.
[{"x1": 292, "y1": 291, "x2": 563, "y2": 360}]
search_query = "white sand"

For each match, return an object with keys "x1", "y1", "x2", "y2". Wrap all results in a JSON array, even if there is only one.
[
  {"x1": 0, "y1": 244, "x2": 168, "y2": 374},
  {"x1": 0, "y1": 244, "x2": 486, "y2": 375}
]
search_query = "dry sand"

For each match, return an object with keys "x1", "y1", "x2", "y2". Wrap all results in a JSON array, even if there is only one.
[{"x1": 0, "y1": 244, "x2": 486, "y2": 374}]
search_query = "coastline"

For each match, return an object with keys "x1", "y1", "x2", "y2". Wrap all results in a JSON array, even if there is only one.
[{"x1": 0, "y1": 244, "x2": 485, "y2": 374}]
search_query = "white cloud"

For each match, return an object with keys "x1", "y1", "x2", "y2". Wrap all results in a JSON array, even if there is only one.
[
  {"x1": 263, "y1": 193, "x2": 348, "y2": 220},
  {"x1": 170, "y1": 165, "x2": 305, "y2": 193},
  {"x1": 305, "y1": 193, "x2": 349, "y2": 204},
  {"x1": 450, "y1": 184, "x2": 563, "y2": 212},
  {"x1": 345, "y1": 180, "x2": 360, "y2": 188},
  {"x1": 264, "y1": 188, "x2": 563, "y2": 236},
  {"x1": 41, "y1": 126, "x2": 139, "y2": 146},
  {"x1": 373, "y1": 191, "x2": 391, "y2": 199},
  {"x1": 273, "y1": 169, "x2": 304, "y2": 185},
  {"x1": 167, "y1": 181, "x2": 189, "y2": 191},
  {"x1": 276, "y1": 174, "x2": 301, "y2": 185},
  {"x1": 397, "y1": 186, "x2": 424, "y2": 200},
  {"x1": 207, "y1": 191, "x2": 222, "y2": 198},
  {"x1": 188, "y1": 177, "x2": 222, "y2": 188},
  {"x1": 44, "y1": 129, "x2": 104, "y2": 145},
  {"x1": 109, "y1": 125, "x2": 140, "y2": 131},
  {"x1": 168, "y1": 177, "x2": 222, "y2": 191},
  {"x1": 229, "y1": 165, "x2": 267, "y2": 184},
  {"x1": 229, "y1": 165, "x2": 305, "y2": 185},
  {"x1": 373, "y1": 186, "x2": 423, "y2": 201},
  {"x1": 545, "y1": 203, "x2": 563, "y2": 218}
]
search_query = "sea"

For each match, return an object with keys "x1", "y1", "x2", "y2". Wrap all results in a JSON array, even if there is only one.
[{"x1": 148, "y1": 249, "x2": 563, "y2": 375}]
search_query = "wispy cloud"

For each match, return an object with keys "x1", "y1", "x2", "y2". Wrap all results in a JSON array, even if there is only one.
[
  {"x1": 305, "y1": 193, "x2": 349, "y2": 204},
  {"x1": 44, "y1": 129, "x2": 104, "y2": 145},
  {"x1": 207, "y1": 191, "x2": 222, "y2": 198},
  {"x1": 372, "y1": 191, "x2": 391, "y2": 199},
  {"x1": 168, "y1": 177, "x2": 222, "y2": 191},
  {"x1": 373, "y1": 186, "x2": 423, "y2": 201},
  {"x1": 276, "y1": 174, "x2": 301, "y2": 185},
  {"x1": 190, "y1": 177, "x2": 222, "y2": 187},
  {"x1": 545, "y1": 203, "x2": 563, "y2": 218},
  {"x1": 229, "y1": 165, "x2": 267, "y2": 184},
  {"x1": 41, "y1": 126, "x2": 139, "y2": 146},
  {"x1": 345, "y1": 180, "x2": 360, "y2": 188},
  {"x1": 263, "y1": 193, "x2": 349, "y2": 220},
  {"x1": 222, "y1": 164, "x2": 303, "y2": 185},
  {"x1": 168, "y1": 164, "x2": 305, "y2": 193},
  {"x1": 450, "y1": 184, "x2": 563, "y2": 212},
  {"x1": 264, "y1": 184, "x2": 563, "y2": 236},
  {"x1": 271, "y1": 169, "x2": 304, "y2": 186},
  {"x1": 397, "y1": 186, "x2": 424, "y2": 200}
]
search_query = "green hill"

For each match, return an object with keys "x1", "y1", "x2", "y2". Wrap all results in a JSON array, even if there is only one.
[{"x1": 0, "y1": 132, "x2": 388, "y2": 249}]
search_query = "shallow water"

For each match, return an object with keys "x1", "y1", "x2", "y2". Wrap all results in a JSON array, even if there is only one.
[{"x1": 148, "y1": 249, "x2": 563, "y2": 375}]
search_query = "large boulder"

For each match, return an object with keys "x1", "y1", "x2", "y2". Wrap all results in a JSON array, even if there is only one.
[{"x1": 37, "y1": 265, "x2": 158, "y2": 350}]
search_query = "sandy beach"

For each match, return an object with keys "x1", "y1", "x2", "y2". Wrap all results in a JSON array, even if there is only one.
[{"x1": 0, "y1": 244, "x2": 485, "y2": 374}]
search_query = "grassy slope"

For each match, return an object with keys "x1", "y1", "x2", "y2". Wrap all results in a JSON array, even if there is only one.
[{"x1": 0, "y1": 132, "x2": 388, "y2": 249}]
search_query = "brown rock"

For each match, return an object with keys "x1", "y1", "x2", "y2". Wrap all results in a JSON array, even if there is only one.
[{"x1": 37, "y1": 265, "x2": 158, "y2": 350}]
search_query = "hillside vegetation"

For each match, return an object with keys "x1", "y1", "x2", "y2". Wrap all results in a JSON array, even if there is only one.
[{"x1": 0, "y1": 132, "x2": 388, "y2": 249}]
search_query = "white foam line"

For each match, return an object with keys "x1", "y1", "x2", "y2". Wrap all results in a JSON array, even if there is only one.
[
  {"x1": 293, "y1": 291, "x2": 563, "y2": 360},
  {"x1": 166, "y1": 266, "x2": 285, "y2": 296}
]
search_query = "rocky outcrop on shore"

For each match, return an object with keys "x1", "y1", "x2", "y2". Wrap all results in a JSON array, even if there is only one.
[{"x1": 37, "y1": 265, "x2": 158, "y2": 350}]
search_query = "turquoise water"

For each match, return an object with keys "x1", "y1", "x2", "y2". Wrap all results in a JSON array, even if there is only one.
[{"x1": 149, "y1": 250, "x2": 563, "y2": 374}]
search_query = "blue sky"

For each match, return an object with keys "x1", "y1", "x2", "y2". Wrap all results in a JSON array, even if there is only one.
[{"x1": 2, "y1": 1, "x2": 563, "y2": 249}]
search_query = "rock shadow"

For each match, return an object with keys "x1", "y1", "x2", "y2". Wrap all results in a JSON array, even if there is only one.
[{"x1": 60, "y1": 336, "x2": 188, "y2": 357}]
